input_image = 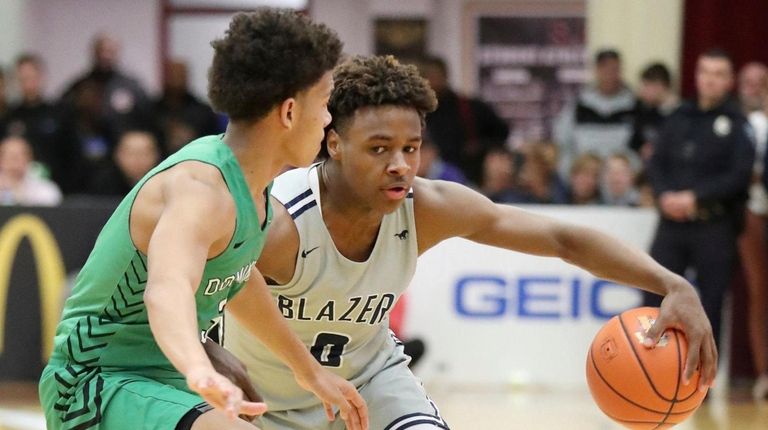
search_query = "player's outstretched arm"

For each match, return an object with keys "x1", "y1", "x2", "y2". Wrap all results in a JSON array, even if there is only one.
[
  {"x1": 414, "y1": 178, "x2": 717, "y2": 390},
  {"x1": 142, "y1": 167, "x2": 266, "y2": 420},
  {"x1": 228, "y1": 272, "x2": 369, "y2": 430}
]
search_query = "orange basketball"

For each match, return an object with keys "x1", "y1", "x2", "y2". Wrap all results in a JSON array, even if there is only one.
[{"x1": 586, "y1": 307, "x2": 707, "y2": 429}]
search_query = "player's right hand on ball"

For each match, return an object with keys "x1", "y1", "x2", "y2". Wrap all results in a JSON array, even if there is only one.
[
  {"x1": 187, "y1": 366, "x2": 269, "y2": 420},
  {"x1": 295, "y1": 367, "x2": 369, "y2": 430}
]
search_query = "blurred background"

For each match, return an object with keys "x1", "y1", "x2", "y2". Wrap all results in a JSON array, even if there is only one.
[{"x1": 1, "y1": 0, "x2": 768, "y2": 428}]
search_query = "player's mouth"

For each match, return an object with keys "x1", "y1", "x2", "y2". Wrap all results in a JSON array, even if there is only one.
[{"x1": 382, "y1": 184, "x2": 409, "y2": 200}]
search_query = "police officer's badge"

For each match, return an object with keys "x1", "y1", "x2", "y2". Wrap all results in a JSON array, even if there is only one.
[{"x1": 714, "y1": 115, "x2": 732, "y2": 136}]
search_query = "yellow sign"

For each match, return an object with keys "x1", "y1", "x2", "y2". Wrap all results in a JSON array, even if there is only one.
[{"x1": 0, "y1": 214, "x2": 66, "y2": 360}]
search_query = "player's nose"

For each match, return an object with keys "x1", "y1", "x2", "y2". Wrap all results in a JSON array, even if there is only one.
[{"x1": 387, "y1": 151, "x2": 409, "y2": 175}]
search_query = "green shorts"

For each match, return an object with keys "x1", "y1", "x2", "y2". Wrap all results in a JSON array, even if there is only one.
[
  {"x1": 257, "y1": 346, "x2": 449, "y2": 430},
  {"x1": 39, "y1": 362, "x2": 210, "y2": 430}
]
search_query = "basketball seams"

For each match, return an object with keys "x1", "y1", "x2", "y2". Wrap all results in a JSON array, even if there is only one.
[
  {"x1": 652, "y1": 330, "x2": 684, "y2": 428},
  {"x1": 618, "y1": 314, "x2": 676, "y2": 403},
  {"x1": 587, "y1": 347, "x2": 700, "y2": 417}
]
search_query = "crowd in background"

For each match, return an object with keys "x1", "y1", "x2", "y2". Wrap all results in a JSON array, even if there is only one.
[
  {"x1": 2, "y1": 29, "x2": 768, "y2": 399},
  {"x1": 0, "y1": 33, "x2": 221, "y2": 206},
  {"x1": 2, "y1": 33, "x2": 767, "y2": 212}
]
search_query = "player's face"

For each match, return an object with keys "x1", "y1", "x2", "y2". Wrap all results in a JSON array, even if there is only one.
[
  {"x1": 331, "y1": 106, "x2": 422, "y2": 213},
  {"x1": 289, "y1": 71, "x2": 334, "y2": 167}
]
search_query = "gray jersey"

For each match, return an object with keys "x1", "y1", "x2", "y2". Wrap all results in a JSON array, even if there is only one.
[{"x1": 225, "y1": 163, "x2": 418, "y2": 411}]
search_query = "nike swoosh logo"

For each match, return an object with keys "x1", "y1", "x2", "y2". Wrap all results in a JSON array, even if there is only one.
[
  {"x1": 301, "y1": 246, "x2": 320, "y2": 258},
  {"x1": 233, "y1": 240, "x2": 246, "y2": 249}
]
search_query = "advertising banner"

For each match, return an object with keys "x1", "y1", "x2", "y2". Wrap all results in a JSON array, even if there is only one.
[
  {"x1": 406, "y1": 206, "x2": 658, "y2": 388},
  {"x1": 0, "y1": 202, "x2": 115, "y2": 381}
]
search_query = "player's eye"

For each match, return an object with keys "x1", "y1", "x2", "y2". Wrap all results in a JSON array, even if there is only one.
[{"x1": 372, "y1": 146, "x2": 386, "y2": 154}]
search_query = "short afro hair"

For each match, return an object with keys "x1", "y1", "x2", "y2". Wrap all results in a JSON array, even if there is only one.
[
  {"x1": 328, "y1": 55, "x2": 438, "y2": 134},
  {"x1": 208, "y1": 8, "x2": 342, "y2": 122}
]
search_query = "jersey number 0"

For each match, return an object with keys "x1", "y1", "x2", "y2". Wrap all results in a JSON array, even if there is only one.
[{"x1": 310, "y1": 332, "x2": 350, "y2": 367}]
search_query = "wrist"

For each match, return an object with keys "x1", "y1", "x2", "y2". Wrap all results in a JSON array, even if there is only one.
[
  {"x1": 290, "y1": 356, "x2": 323, "y2": 382},
  {"x1": 658, "y1": 273, "x2": 691, "y2": 296},
  {"x1": 180, "y1": 359, "x2": 215, "y2": 377}
]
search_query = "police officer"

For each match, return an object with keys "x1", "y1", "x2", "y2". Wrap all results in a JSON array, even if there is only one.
[{"x1": 644, "y1": 49, "x2": 755, "y2": 352}]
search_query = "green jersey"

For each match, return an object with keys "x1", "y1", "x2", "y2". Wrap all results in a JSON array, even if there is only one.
[{"x1": 48, "y1": 135, "x2": 271, "y2": 376}]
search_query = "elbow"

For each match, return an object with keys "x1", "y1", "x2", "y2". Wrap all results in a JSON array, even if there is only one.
[
  {"x1": 552, "y1": 224, "x2": 580, "y2": 264},
  {"x1": 143, "y1": 279, "x2": 178, "y2": 314},
  {"x1": 143, "y1": 285, "x2": 162, "y2": 316}
]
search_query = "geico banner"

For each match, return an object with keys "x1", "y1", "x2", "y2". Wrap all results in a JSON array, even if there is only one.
[
  {"x1": 406, "y1": 205, "x2": 658, "y2": 388},
  {"x1": 0, "y1": 203, "x2": 115, "y2": 381}
]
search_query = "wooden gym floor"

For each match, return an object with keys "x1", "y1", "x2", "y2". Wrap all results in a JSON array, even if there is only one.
[{"x1": 2, "y1": 381, "x2": 766, "y2": 429}]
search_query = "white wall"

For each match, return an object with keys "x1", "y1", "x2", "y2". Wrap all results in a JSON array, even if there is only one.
[
  {"x1": 588, "y1": 0, "x2": 684, "y2": 89},
  {"x1": 169, "y1": 14, "x2": 235, "y2": 101},
  {"x1": 0, "y1": 0, "x2": 26, "y2": 71},
  {"x1": 310, "y1": 0, "x2": 374, "y2": 56}
]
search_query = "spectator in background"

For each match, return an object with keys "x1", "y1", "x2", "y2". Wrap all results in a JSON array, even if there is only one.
[
  {"x1": 480, "y1": 147, "x2": 520, "y2": 203},
  {"x1": 631, "y1": 63, "x2": 679, "y2": 162},
  {"x1": 61, "y1": 32, "x2": 153, "y2": 162},
  {"x1": 0, "y1": 66, "x2": 7, "y2": 120},
  {"x1": 416, "y1": 135, "x2": 467, "y2": 184},
  {"x1": 154, "y1": 60, "x2": 219, "y2": 153},
  {"x1": 89, "y1": 130, "x2": 160, "y2": 196},
  {"x1": 567, "y1": 153, "x2": 603, "y2": 205},
  {"x1": 634, "y1": 171, "x2": 656, "y2": 208},
  {"x1": 0, "y1": 135, "x2": 61, "y2": 206},
  {"x1": 738, "y1": 62, "x2": 768, "y2": 113},
  {"x1": 514, "y1": 141, "x2": 568, "y2": 204},
  {"x1": 419, "y1": 55, "x2": 509, "y2": 184},
  {"x1": 2, "y1": 54, "x2": 81, "y2": 192},
  {"x1": 645, "y1": 49, "x2": 754, "y2": 353},
  {"x1": 601, "y1": 153, "x2": 640, "y2": 206},
  {"x1": 64, "y1": 79, "x2": 118, "y2": 193},
  {"x1": 554, "y1": 49, "x2": 637, "y2": 180},
  {"x1": 742, "y1": 79, "x2": 768, "y2": 400}
]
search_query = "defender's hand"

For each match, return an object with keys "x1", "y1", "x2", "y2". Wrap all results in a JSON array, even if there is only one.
[
  {"x1": 186, "y1": 366, "x2": 268, "y2": 420},
  {"x1": 203, "y1": 339, "x2": 263, "y2": 403},
  {"x1": 643, "y1": 282, "x2": 718, "y2": 392},
  {"x1": 295, "y1": 367, "x2": 369, "y2": 430}
]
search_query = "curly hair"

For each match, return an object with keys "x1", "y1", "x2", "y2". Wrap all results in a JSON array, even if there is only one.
[
  {"x1": 208, "y1": 8, "x2": 342, "y2": 121},
  {"x1": 329, "y1": 55, "x2": 438, "y2": 133}
]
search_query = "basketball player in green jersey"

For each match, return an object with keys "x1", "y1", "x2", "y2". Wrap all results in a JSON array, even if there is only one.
[
  {"x1": 216, "y1": 56, "x2": 717, "y2": 429},
  {"x1": 39, "y1": 9, "x2": 368, "y2": 430}
]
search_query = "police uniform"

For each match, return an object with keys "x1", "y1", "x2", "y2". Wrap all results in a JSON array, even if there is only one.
[
  {"x1": 225, "y1": 164, "x2": 449, "y2": 430},
  {"x1": 644, "y1": 99, "x2": 755, "y2": 348}
]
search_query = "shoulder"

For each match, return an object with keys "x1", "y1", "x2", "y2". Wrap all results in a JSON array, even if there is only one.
[
  {"x1": 671, "y1": 100, "x2": 696, "y2": 117},
  {"x1": 271, "y1": 166, "x2": 313, "y2": 205},
  {"x1": 412, "y1": 178, "x2": 497, "y2": 251},
  {"x1": 413, "y1": 177, "x2": 490, "y2": 209},
  {"x1": 156, "y1": 161, "x2": 235, "y2": 218}
]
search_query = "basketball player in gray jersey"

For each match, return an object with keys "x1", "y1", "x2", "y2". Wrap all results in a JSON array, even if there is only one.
[{"x1": 220, "y1": 56, "x2": 717, "y2": 429}]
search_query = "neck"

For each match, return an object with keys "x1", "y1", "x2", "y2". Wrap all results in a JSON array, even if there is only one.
[
  {"x1": 599, "y1": 86, "x2": 621, "y2": 96},
  {"x1": 0, "y1": 171, "x2": 24, "y2": 185},
  {"x1": 23, "y1": 95, "x2": 42, "y2": 105},
  {"x1": 223, "y1": 120, "x2": 286, "y2": 192},
  {"x1": 319, "y1": 161, "x2": 383, "y2": 229},
  {"x1": 698, "y1": 96, "x2": 724, "y2": 111}
]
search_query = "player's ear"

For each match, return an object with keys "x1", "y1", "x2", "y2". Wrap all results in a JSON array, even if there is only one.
[
  {"x1": 326, "y1": 129, "x2": 342, "y2": 160},
  {"x1": 279, "y1": 97, "x2": 296, "y2": 129}
]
